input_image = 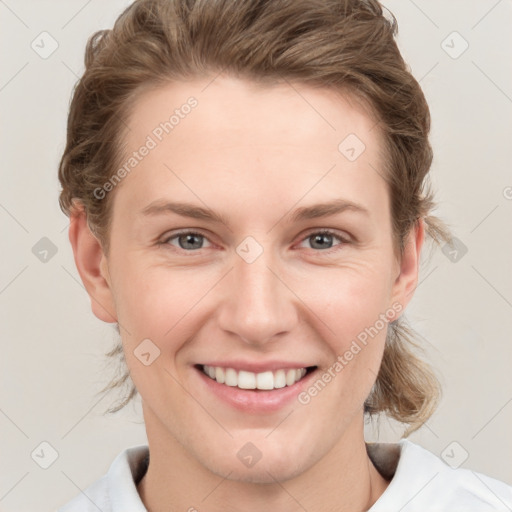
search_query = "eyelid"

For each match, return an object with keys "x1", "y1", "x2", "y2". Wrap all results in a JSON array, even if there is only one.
[
  {"x1": 159, "y1": 227, "x2": 352, "y2": 254},
  {"x1": 295, "y1": 228, "x2": 351, "y2": 254},
  {"x1": 300, "y1": 227, "x2": 352, "y2": 243},
  {"x1": 160, "y1": 228, "x2": 214, "y2": 247}
]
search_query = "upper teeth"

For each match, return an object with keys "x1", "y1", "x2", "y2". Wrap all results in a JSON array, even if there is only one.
[{"x1": 202, "y1": 365, "x2": 308, "y2": 390}]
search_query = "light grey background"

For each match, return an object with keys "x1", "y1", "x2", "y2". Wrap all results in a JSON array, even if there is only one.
[{"x1": 1, "y1": 1, "x2": 511, "y2": 510}]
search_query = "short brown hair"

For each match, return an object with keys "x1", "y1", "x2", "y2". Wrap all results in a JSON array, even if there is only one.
[{"x1": 58, "y1": 0, "x2": 453, "y2": 434}]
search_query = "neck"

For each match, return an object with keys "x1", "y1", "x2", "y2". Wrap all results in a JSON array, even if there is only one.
[{"x1": 137, "y1": 406, "x2": 389, "y2": 512}]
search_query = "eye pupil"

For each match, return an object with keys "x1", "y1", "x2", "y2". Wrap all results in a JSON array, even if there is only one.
[
  {"x1": 310, "y1": 233, "x2": 333, "y2": 250},
  {"x1": 179, "y1": 233, "x2": 203, "y2": 250}
]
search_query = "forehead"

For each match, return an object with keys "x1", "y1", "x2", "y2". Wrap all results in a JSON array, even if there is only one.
[
  {"x1": 125, "y1": 75, "x2": 380, "y2": 152},
  {"x1": 115, "y1": 75, "x2": 387, "y2": 222}
]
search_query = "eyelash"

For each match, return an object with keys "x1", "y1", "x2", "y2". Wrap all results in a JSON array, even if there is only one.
[{"x1": 159, "y1": 229, "x2": 350, "y2": 255}]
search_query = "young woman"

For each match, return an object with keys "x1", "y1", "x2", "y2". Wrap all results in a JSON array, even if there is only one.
[{"x1": 57, "y1": 0, "x2": 512, "y2": 510}]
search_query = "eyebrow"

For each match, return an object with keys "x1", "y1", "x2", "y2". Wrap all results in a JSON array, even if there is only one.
[
  {"x1": 290, "y1": 198, "x2": 369, "y2": 222},
  {"x1": 140, "y1": 198, "x2": 369, "y2": 228}
]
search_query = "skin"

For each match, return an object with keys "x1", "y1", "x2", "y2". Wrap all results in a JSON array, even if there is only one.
[{"x1": 69, "y1": 74, "x2": 424, "y2": 512}]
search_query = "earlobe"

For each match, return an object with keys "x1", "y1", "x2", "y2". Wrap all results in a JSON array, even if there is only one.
[
  {"x1": 68, "y1": 206, "x2": 118, "y2": 323},
  {"x1": 391, "y1": 218, "x2": 425, "y2": 312}
]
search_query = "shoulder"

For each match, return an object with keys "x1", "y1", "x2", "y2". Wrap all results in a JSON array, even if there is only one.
[
  {"x1": 57, "y1": 445, "x2": 149, "y2": 512},
  {"x1": 369, "y1": 440, "x2": 512, "y2": 512}
]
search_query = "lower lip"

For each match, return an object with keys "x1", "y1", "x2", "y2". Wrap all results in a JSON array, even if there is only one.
[{"x1": 194, "y1": 366, "x2": 317, "y2": 414}]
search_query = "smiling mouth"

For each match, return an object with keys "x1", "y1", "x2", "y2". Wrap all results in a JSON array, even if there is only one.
[{"x1": 194, "y1": 364, "x2": 317, "y2": 391}]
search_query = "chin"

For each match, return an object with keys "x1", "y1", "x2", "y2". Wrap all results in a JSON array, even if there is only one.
[{"x1": 208, "y1": 450, "x2": 310, "y2": 485}]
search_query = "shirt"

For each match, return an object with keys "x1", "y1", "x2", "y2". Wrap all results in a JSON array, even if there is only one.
[{"x1": 57, "y1": 439, "x2": 512, "y2": 511}]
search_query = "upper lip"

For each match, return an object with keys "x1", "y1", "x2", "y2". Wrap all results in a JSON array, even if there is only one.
[{"x1": 196, "y1": 360, "x2": 317, "y2": 373}]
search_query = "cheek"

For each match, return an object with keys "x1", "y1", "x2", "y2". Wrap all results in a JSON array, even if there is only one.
[
  {"x1": 113, "y1": 260, "x2": 185, "y2": 319},
  {"x1": 110, "y1": 243, "x2": 395, "y2": 364},
  {"x1": 301, "y1": 264, "x2": 393, "y2": 397},
  {"x1": 308, "y1": 262, "x2": 394, "y2": 342},
  {"x1": 110, "y1": 267, "x2": 203, "y2": 399},
  {"x1": 301, "y1": 286, "x2": 390, "y2": 422},
  {"x1": 111, "y1": 263, "x2": 218, "y2": 355}
]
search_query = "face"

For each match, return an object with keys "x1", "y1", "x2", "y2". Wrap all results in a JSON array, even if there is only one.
[{"x1": 81, "y1": 75, "x2": 420, "y2": 483}]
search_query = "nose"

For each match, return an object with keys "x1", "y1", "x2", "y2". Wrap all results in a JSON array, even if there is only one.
[{"x1": 217, "y1": 241, "x2": 298, "y2": 347}]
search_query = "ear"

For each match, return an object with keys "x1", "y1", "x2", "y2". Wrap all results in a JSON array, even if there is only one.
[
  {"x1": 68, "y1": 205, "x2": 117, "y2": 323},
  {"x1": 390, "y1": 218, "x2": 425, "y2": 313}
]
